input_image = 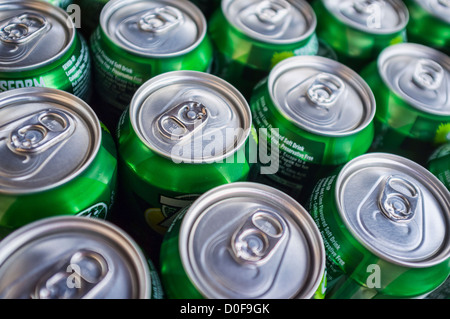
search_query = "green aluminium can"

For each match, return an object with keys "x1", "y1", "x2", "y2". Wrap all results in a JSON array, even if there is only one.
[
  {"x1": 0, "y1": 216, "x2": 163, "y2": 299},
  {"x1": 0, "y1": 87, "x2": 118, "y2": 230},
  {"x1": 0, "y1": 0, "x2": 91, "y2": 102},
  {"x1": 90, "y1": 0, "x2": 213, "y2": 112},
  {"x1": 312, "y1": 0, "x2": 409, "y2": 71},
  {"x1": 361, "y1": 43, "x2": 450, "y2": 165},
  {"x1": 209, "y1": 0, "x2": 319, "y2": 100},
  {"x1": 160, "y1": 182, "x2": 327, "y2": 299},
  {"x1": 307, "y1": 152, "x2": 450, "y2": 299},
  {"x1": 74, "y1": 0, "x2": 110, "y2": 38},
  {"x1": 117, "y1": 71, "x2": 252, "y2": 237},
  {"x1": 404, "y1": 0, "x2": 450, "y2": 55},
  {"x1": 249, "y1": 55, "x2": 375, "y2": 201},
  {"x1": 427, "y1": 143, "x2": 450, "y2": 191}
]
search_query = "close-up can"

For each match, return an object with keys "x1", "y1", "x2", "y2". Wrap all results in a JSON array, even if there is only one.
[
  {"x1": 361, "y1": 42, "x2": 450, "y2": 165},
  {"x1": 312, "y1": 0, "x2": 409, "y2": 71},
  {"x1": 0, "y1": 216, "x2": 163, "y2": 299},
  {"x1": 0, "y1": 0, "x2": 92, "y2": 102},
  {"x1": 307, "y1": 152, "x2": 450, "y2": 299},
  {"x1": 427, "y1": 142, "x2": 450, "y2": 191},
  {"x1": 90, "y1": 0, "x2": 213, "y2": 112},
  {"x1": 209, "y1": 0, "x2": 318, "y2": 99},
  {"x1": 116, "y1": 71, "x2": 252, "y2": 239},
  {"x1": 0, "y1": 87, "x2": 118, "y2": 231},
  {"x1": 160, "y1": 182, "x2": 327, "y2": 299},
  {"x1": 249, "y1": 55, "x2": 375, "y2": 202},
  {"x1": 404, "y1": 0, "x2": 450, "y2": 55}
]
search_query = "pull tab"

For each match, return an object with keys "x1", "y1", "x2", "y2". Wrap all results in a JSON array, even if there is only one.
[
  {"x1": 306, "y1": 73, "x2": 345, "y2": 110},
  {"x1": 378, "y1": 175, "x2": 420, "y2": 222},
  {"x1": 255, "y1": 0, "x2": 290, "y2": 24},
  {"x1": 33, "y1": 250, "x2": 109, "y2": 299},
  {"x1": 0, "y1": 13, "x2": 47, "y2": 44},
  {"x1": 231, "y1": 210, "x2": 286, "y2": 266},
  {"x1": 157, "y1": 101, "x2": 208, "y2": 140},
  {"x1": 438, "y1": 0, "x2": 449, "y2": 8},
  {"x1": 138, "y1": 6, "x2": 183, "y2": 33},
  {"x1": 412, "y1": 59, "x2": 444, "y2": 91},
  {"x1": 9, "y1": 109, "x2": 72, "y2": 154},
  {"x1": 341, "y1": 0, "x2": 385, "y2": 29}
]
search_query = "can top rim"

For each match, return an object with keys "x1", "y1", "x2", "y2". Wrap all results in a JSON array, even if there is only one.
[
  {"x1": 377, "y1": 43, "x2": 450, "y2": 116},
  {"x1": 178, "y1": 182, "x2": 326, "y2": 299},
  {"x1": 0, "y1": 87, "x2": 101, "y2": 195},
  {"x1": 100, "y1": 0, "x2": 208, "y2": 58},
  {"x1": 268, "y1": 55, "x2": 376, "y2": 136},
  {"x1": 0, "y1": 216, "x2": 152, "y2": 299},
  {"x1": 335, "y1": 152, "x2": 450, "y2": 268},
  {"x1": 0, "y1": 0, "x2": 75, "y2": 72},
  {"x1": 411, "y1": 0, "x2": 450, "y2": 24},
  {"x1": 321, "y1": 0, "x2": 409, "y2": 35},
  {"x1": 129, "y1": 70, "x2": 251, "y2": 164},
  {"x1": 221, "y1": 0, "x2": 317, "y2": 45}
]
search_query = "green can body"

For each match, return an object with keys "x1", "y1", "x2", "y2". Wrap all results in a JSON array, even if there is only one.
[
  {"x1": 90, "y1": 0, "x2": 213, "y2": 111},
  {"x1": 0, "y1": 123, "x2": 118, "y2": 230},
  {"x1": 117, "y1": 109, "x2": 251, "y2": 236},
  {"x1": 249, "y1": 56, "x2": 375, "y2": 201},
  {"x1": 312, "y1": 0, "x2": 408, "y2": 71},
  {"x1": 209, "y1": 0, "x2": 319, "y2": 99},
  {"x1": 361, "y1": 45, "x2": 450, "y2": 165},
  {"x1": 306, "y1": 153, "x2": 450, "y2": 299},
  {"x1": 427, "y1": 143, "x2": 450, "y2": 191},
  {"x1": 0, "y1": 32, "x2": 91, "y2": 102},
  {"x1": 404, "y1": 0, "x2": 450, "y2": 55}
]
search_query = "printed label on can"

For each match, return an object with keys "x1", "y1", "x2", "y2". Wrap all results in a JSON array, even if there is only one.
[
  {"x1": 76, "y1": 202, "x2": 108, "y2": 219},
  {"x1": 62, "y1": 35, "x2": 91, "y2": 99}
]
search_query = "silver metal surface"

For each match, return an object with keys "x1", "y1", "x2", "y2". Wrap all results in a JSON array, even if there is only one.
[
  {"x1": 101, "y1": 0, "x2": 207, "y2": 57},
  {"x1": 178, "y1": 182, "x2": 326, "y2": 299},
  {"x1": 0, "y1": 87, "x2": 100, "y2": 194},
  {"x1": 0, "y1": 216, "x2": 151, "y2": 299},
  {"x1": 336, "y1": 152, "x2": 450, "y2": 267},
  {"x1": 0, "y1": 1, "x2": 74, "y2": 71},
  {"x1": 222, "y1": 0, "x2": 316, "y2": 44},
  {"x1": 322, "y1": 0, "x2": 409, "y2": 34},
  {"x1": 413, "y1": 0, "x2": 450, "y2": 23},
  {"x1": 378, "y1": 43, "x2": 450, "y2": 116},
  {"x1": 268, "y1": 55, "x2": 375, "y2": 136},
  {"x1": 130, "y1": 70, "x2": 251, "y2": 163}
]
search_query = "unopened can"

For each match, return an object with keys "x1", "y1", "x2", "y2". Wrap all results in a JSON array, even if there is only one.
[
  {"x1": 307, "y1": 152, "x2": 450, "y2": 299},
  {"x1": 249, "y1": 55, "x2": 375, "y2": 201},
  {"x1": 0, "y1": 0, "x2": 91, "y2": 101},
  {"x1": 312, "y1": 0, "x2": 409, "y2": 71},
  {"x1": 404, "y1": 0, "x2": 450, "y2": 55},
  {"x1": 209, "y1": 0, "x2": 318, "y2": 99},
  {"x1": 160, "y1": 182, "x2": 327, "y2": 299},
  {"x1": 0, "y1": 88, "x2": 118, "y2": 230},
  {"x1": 90, "y1": 0, "x2": 213, "y2": 112},
  {"x1": 362, "y1": 43, "x2": 450, "y2": 165},
  {"x1": 117, "y1": 71, "x2": 252, "y2": 238},
  {"x1": 427, "y1": 143, "x2": 450, "y2": 191},
  {"x1": 0, "y1": 216, "x2": 163, "y2": 299}
]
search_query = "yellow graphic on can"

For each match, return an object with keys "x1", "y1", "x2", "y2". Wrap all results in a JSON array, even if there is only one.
[
  {"x1": 270, "y1": 51, "x2": 294, "y2": 68},
  {"x1": 144, "y1": 208, "x2": 166, "y2": 235},
  {"x1": 434, "y1": 123, "x2": 450, "y2": 144}
]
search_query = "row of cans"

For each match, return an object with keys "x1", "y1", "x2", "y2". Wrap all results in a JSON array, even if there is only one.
[{"x1": 0, "y1": 0, "x2": 448, "y2": 299}]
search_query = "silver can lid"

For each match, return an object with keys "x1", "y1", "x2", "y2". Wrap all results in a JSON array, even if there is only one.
[
  {"x1": 130, "y1": 71, "x2": 251, "y2": 164},
  {"x1": 178, "y1": 182, "x2": 326, "y2": 299},
  {"x1": 101, "y1": 0, "x2": 207, "y2": 57},
  {"x1": 222, "y1": 0, "x2": 316, "y2": 44},
  {"x1": 412, "y1": 0, "x2": 450, "y2": 24},
  {"x1": 322, "y1": 0, "x2": 409, "y2": 34},
  {"x1": 0, "y1": 87, "x2": 101, "y2": 194},
  {"x1": 0, "y1": 216, "x2": 151, "y2": 299},
  {"x1": 268, "y1": 56, "x2": 375, "y2": 136},
  {"x1": 378, "y1": 43, "x2": 450, "y2": 116},
  {"x1": 336, "y1": 153, "x2": 450, "y2": 267},
  {"x1": 0, "y1": 0, "x2": 74, "y2": 72}
]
